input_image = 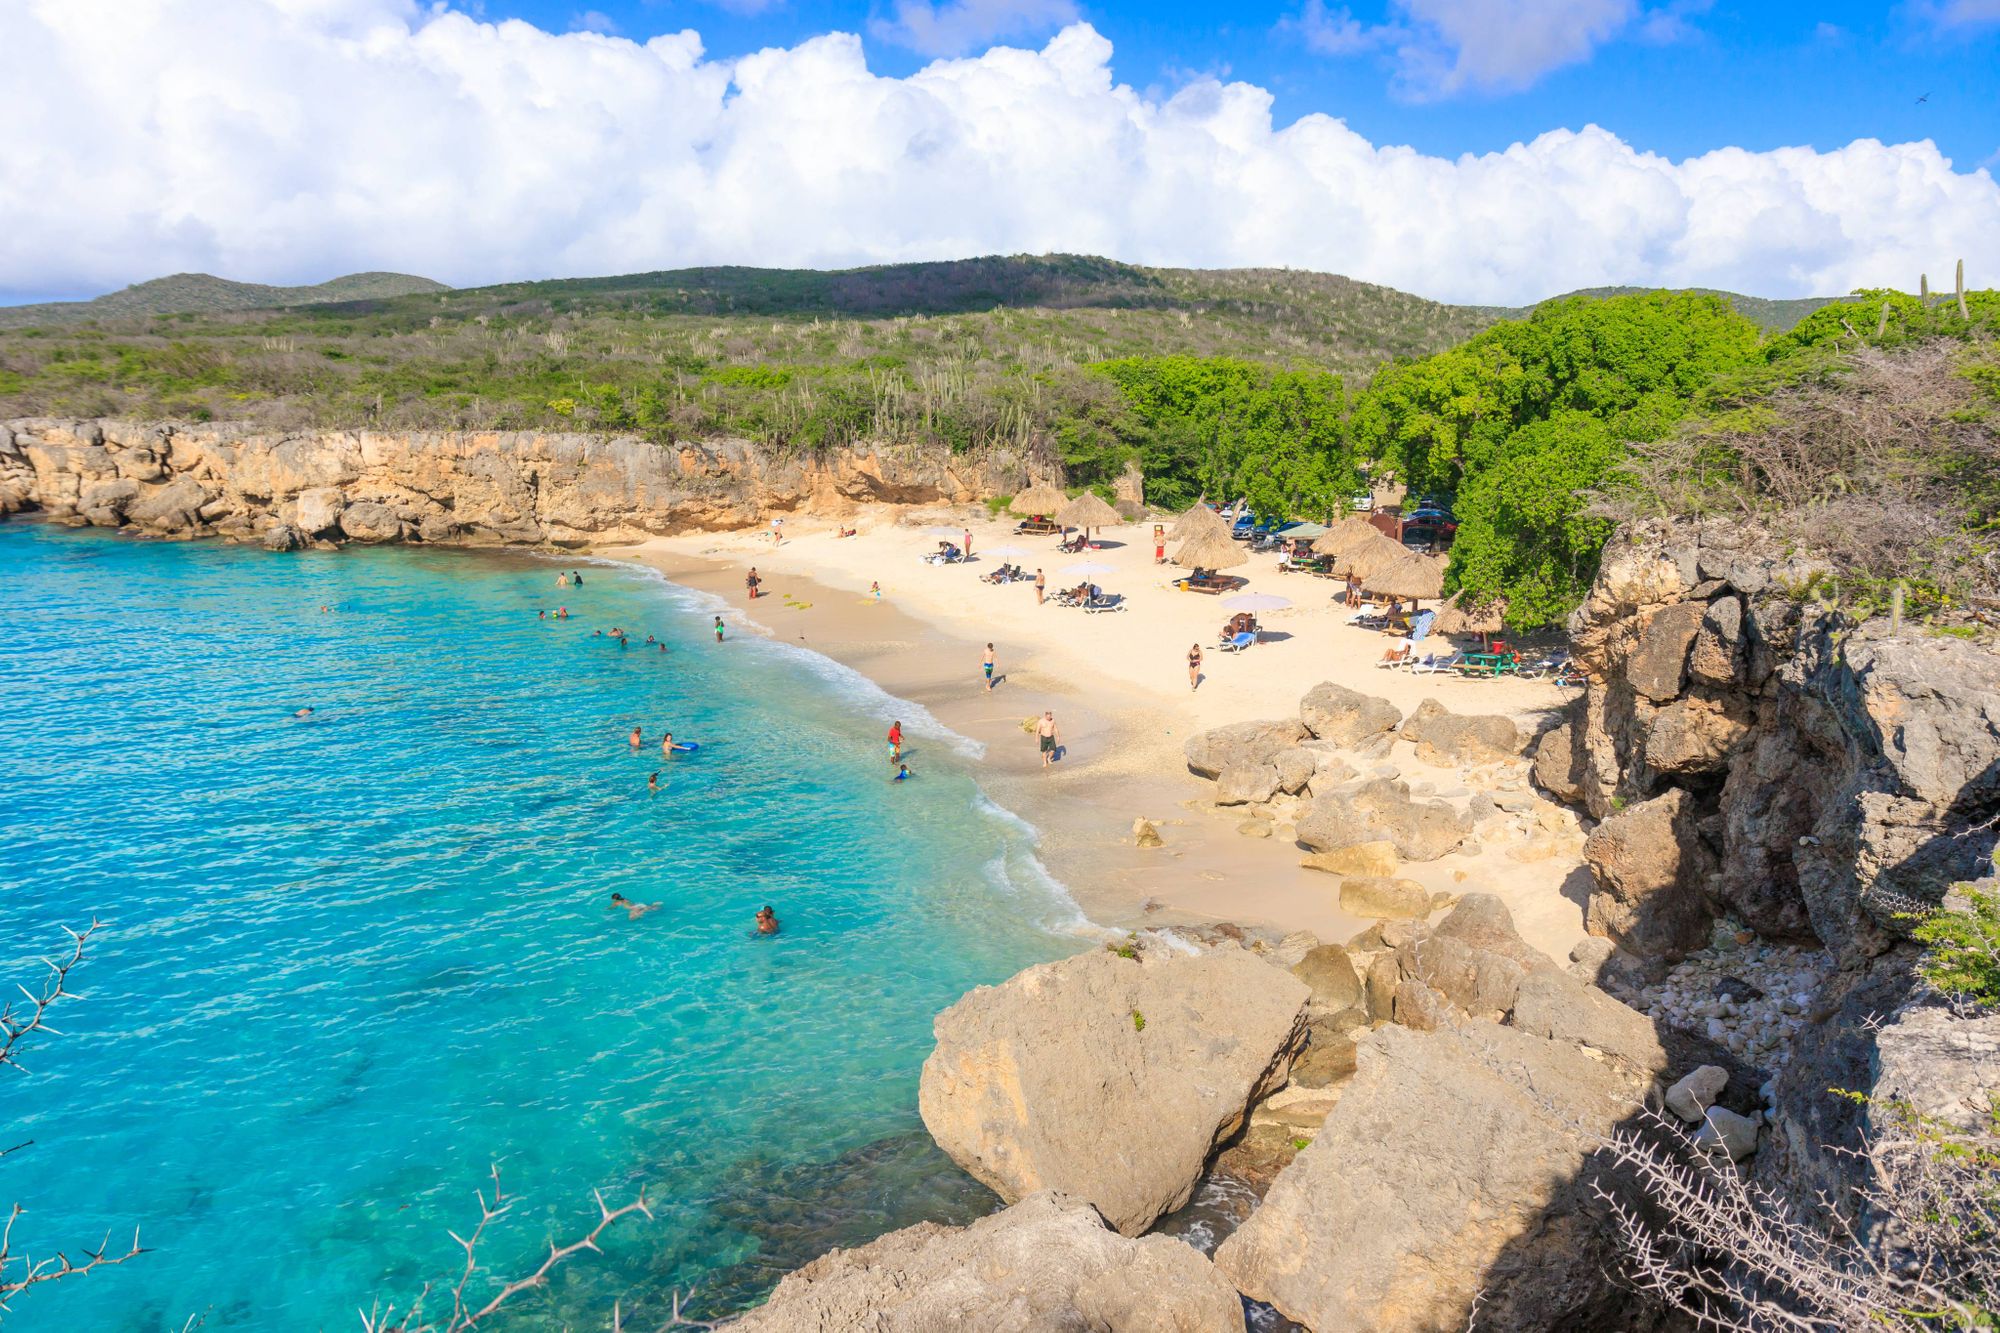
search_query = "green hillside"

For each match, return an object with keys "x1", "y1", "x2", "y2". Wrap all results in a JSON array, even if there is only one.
[
  {"x1": 1519, "y1": 285, "x2": 1837, "y2": 332},
  {"x1": 0, "y1": 271, "x2": 449, "y2": 327}
]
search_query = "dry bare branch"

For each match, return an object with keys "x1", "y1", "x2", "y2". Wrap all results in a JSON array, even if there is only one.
[{"x1": 360, "y1": 1166, "x2": 660, "y2": 1333}]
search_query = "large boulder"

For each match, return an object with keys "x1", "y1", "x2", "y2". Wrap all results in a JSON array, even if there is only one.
[
  {"x1": 1628, "y1": 600, "x2": 1706, "y2": 702},
  {"x1": 1301, "y1": 840, "x2": 1399, "y2": 878},
  {"x1": 1298, "y1": 778, "x2": 1472, "y2": 863},
  {"x1": 338, "y1": 500, "x2": 407, "y2": 542},
  {"x1": 1509, "y1": 969, "x2": 1669, "y2": 1074},
  {"x1": 293, "y1": 486, "x2": 346, "y2": 536},
  {"x1": 1300, "y1": 682, "x2": 1402, "y2": 747},
  {"x1": 1183, "y1": 719, "x2": 1309, "y2": 779},
  {"x1": 1583, "y1": 787, "x2": 1716, "y2": 961},
  {"x1": 1290, "y1": 944, "x2": 1364, "y2": 1011},
  {"x1": 1214, "y1": 1020, "x2": 1653, "y2": 1332},
  {"x1": 1339, "y1": 876, "x2": 1432, "y2": 921},
  {"x1": 731, "y1": 1191, "x2": 1246, "y2": 1333},
  {"x1": 1531, "y1": 717, "x2": 1585, "y2": 805},
  {"x1": 1400, "y1": 698, "x2": 1523, "y2": 766},
  {"x1": 1214, "y1": 762, "x2": 1280, "y2": 806},
  {"x1": 919, "y1": 947, "x2": 1309, "y2": 1236}
]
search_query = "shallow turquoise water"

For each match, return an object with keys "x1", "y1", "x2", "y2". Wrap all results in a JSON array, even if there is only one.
[{"x1": 0, "y1": 523, "x2": 1076, "y2": 1330}]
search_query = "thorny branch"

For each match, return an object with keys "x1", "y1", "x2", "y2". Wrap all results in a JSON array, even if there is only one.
[
  {"x1": 361, "y1": 1166, "x2": 692, "y2": 1333},
  {"x1": 2, "y1": 919, "x2": 147, "y2": 1311}
]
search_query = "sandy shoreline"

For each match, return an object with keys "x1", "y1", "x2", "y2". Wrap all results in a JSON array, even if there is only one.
[{"x1": 602, "y1": 504, "x2": 1592, "y2": 960}]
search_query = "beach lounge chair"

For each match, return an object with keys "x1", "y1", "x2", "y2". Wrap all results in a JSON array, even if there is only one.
[
  {"x1": 1218, "y1": 612, "x2": 1259, "y2": 646},
  {"x1": 1408, "y1": 651, "x2": 1466, "y2": 675},
  {"x1": 1219, "y1": 630, "x2": 1256, "y2": 652},
  {"x1": 1083, "y1": 592, "x2": 1126, "y2": 614}
]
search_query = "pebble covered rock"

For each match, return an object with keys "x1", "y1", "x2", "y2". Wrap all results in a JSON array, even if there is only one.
[{"x1": 1616, "y1": 919, "x2": 1831, "y2": 1066}]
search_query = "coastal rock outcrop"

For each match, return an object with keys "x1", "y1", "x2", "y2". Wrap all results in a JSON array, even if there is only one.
[
  {"x1": 1399, "y1": 697, "x2": 1523, "y2": 766},
  {"x1": 1299, "y1": 682, "x2": 1402, "y2": 747},
  {"x1": 1583, "y1": 787, "x2": 1717, "y2": 961},
  {"x1": 0, "y1": 416, "x2": 1041, "y2": 546},
  {"x1": 1556, "y1": 523, "x2": 2000, "y2": 965},
  {"x1": 918, "y1": 946, "x2": 1309, "y2": 1236},
  {"x1": 730, "y1": 1191, "x2": 1246, "y2": 1333},
  {"x1": 1298, "y1": 777, "x2": 1472, "y2": 863},
  {"x1": 1183, "y1": 719, "x2": 1309, "y2": 780},
  {"x1": 1214, "y1": 1018, "x2": 1654, "y2": 1332}
]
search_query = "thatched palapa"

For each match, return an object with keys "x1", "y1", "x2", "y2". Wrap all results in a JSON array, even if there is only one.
[
  {"x1": 1311, "y1": 518, "x2": 1383, "y2": 558},
  {"x1": 1433, "y1": 592, "x2": 1506, "y2": 636},
  {"x1": 1169, "y1": 502, "x2": 1230, "y2": 543},
  {"x1": 1363, "y1": 554, "x2": 1447, "y2": 601},
  {"x1": 1173, "y1": 528, "x2": 1248, "y2": 570},
  {"x1": 1056, "y1": 491, "x2": 1124, "y2": 530},
  {"x1": 1012, "y1": 481, "x2": 1067, "y2": 515},
  {"x1": 1333, "y1": 532, "x2": 1411, "y2": 579}
]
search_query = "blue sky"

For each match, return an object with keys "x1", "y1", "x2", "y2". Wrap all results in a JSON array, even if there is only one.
[
  {"x1": 3, "y1": 0, "x2": 1997, "y2": 305},
  {"x1": 480, "y1": 0, "x2": 2000, "y2": 168}
]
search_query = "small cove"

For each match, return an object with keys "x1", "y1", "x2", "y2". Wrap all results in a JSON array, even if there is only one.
[{"x1": 0, "y1": 523, "x2": 1080, "y2": 1329}]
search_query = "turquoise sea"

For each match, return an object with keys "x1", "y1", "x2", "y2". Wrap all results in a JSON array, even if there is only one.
[{"x1": 0, "y1": 522, "x2": 1078, "y2": 1330}]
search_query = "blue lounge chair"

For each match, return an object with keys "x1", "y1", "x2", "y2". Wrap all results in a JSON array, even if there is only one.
[{"x1": 1219, "y1": 630, "x2": 1256, "y2": 652}]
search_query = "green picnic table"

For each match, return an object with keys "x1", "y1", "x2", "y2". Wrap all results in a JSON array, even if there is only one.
[{"x1": 1458, "y1": 651, "x2": 1522, "y2": 677}]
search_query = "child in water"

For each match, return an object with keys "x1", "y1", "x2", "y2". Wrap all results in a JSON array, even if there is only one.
[
  {"x1": 755, "y1": 905, "x2": 780, "y2": 935},
  {"x1": 893, "y1": 764, "x2": 913, "y2": 782},
  {"x1": 713, "y1": 616, "x2": 725, "y2": 642}
]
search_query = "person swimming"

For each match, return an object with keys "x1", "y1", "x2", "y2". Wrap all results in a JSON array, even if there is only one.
[
  {"x1": 293, "y1": 707, "x2": 313, "y2": 718},
  {"x1": 647, "y1": 771, "x2": 661, "y2": 793},
  {"x1": 755, "y1": 905, "x2": 780, "y2": 935},
  {"x1": 893, "y1": 764, "x2": 912, "y2": 782},
  {"x1": 661, "y1": 731, "x2": 675, "y2": 757},
  {"x1": 628, "y1": 725, "x2": 643, "y2": 749},
  {"x1": 610, "y1": 892, "x2": 659, "y2": 920}
]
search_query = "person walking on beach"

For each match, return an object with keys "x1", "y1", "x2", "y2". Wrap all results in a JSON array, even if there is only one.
[
  {"x1": 1188, "y1": 643, "x2": 1203, "y2": 692},
  {"x1": 1037, "y1": 712, "x2": 1060, "y2": 768},
  {"x1": 888, "y1": 720, "x2": 904, "y2": 762},
  {"x1": 1034, "y1": 569, "x2": 1046, "y2": 605},
  {"x1": 713, "y1": 616, "x2": 725, "y2": 642},
  {"x1": 870, "y1": 580, "x2": 881, "y2": 604},
  {"x1": 1153, "y1": 523, "x2": 1165, "y2": 564},
  {"x1": 746, "y1": 567, "x2": 761, "y2": 600},
  {"x1": 982, "y1": 643, "x2": 997, "y2": 691},
  {"x1": 963, "y1": 528, "x2": 973, "y2": 558},
  {"x1": 769, "y1": 517, "x2": 784, "y2": 546}
]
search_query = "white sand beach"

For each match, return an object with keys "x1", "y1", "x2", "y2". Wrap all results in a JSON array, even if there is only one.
[{"x1": 612, "y1": 504, "x2": 1592, "y2": 963}]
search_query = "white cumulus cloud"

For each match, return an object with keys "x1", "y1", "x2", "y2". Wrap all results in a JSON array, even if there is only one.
[{"x1": 1, "y1": 0, "x2": 1995, "y2": 308}]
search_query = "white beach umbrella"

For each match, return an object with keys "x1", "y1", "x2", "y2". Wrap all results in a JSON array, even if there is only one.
[
  {"x1": 1221, "y1": 593, "x2": 1293, "y2": 612},
  {"x1": 1061, "y1": 561, "x2": 1116, "y2": 576},
  {"x1": 986, "y1": 544, "x2": 1029, "y2": 557}
]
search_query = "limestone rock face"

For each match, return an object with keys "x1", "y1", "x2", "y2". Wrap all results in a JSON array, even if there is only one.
[
  {"x1": 1299, "y1": 778, "x2": 1471, "y2": 863},
  {"x1": 1583, "y1": 787, "x2": 1716, "y2": 961},
  {"x1": 3, "y1": 416, "x2": 1040, "y2": 547},
  {"x1": 919, "y1": 947, "x2": 1309, "y2": 1236},
  {"x1": 1400, "y1": 698, "x2": 1522, "y2": 765},
  {"x1": 1291, "y1": 944, "x2": 1364, "y2": 1012},
  {"x1": 1338, "y1": 876, "x2": 1432, "y2": 921},
  {"x1": 1271, "y1": 746, "x2": 1317, "y2": 795},
  {"x1": 731, "y1": 1191, "x2": 1246, "y2": 1333},
  {"x1": 1214, "y1": 762, "x2": 1280, "y2": 806},
  {"x1": 1530, "y1": 715, "x2": 1584, "y2": 804},
  {"x1": 1214, "y1": 1020, "x2": 1652, "y2": 1333},
  {"x1": 1184, "y1": 719, "x2": 1309, "y2": 780},
  {"x1": 1299, "y1": 682, "x2": 1402, "y2": 747},
  {"x1": 1628, "y1": 600, "x2": 1706, "y2": 702}
]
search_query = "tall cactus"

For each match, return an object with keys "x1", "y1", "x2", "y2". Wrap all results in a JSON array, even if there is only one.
[
  {"x1": 1958, "y1": 259, "x2": 1970, "y2": 320},
  {"x1": 1920, "y1": 272, "x2": 1930, "y2": 307},
  {"x1": 1877, "y1": 300, "x2": 1891, "y2": 337}
]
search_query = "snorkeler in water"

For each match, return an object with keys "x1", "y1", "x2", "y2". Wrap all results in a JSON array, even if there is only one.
[
  {"x1": 648, "y1": 771, "x2": 661, "y2": 793},
  {"x1": 610, "y1": 892, "x2": 660, "y2": 920}
]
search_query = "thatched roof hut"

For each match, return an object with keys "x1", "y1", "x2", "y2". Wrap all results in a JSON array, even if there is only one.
[
  {"x1": 1012, "y1": 482, "x2": 1067, "y2": 515},
  {"x1": 1173, "y1": 528, "x2": 1248, "y2": 570},
  {"x1": 1056, "y1": 491, "x2": 1124, "y2": 530},
  {"x1": 1169, "y1": 502, "x2": 1230, "y2": 543},
  {"x1": 1311, "y1": 518, "x2": 1383, "y2": 558},
  {"x1": 1363, "y1": 554, "x2": 1446, "y2": 601},
  {"x1": 1333, "y1": 532, "x2": 1412, "y2": 579},
  {"x1": 1433, "y1": 592, "x2": 1507, "y2": 636}
]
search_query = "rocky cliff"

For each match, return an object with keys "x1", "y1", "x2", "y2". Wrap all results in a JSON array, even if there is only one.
[
  {"x1": 0, "y1": 417, "x2": 1043, "y2": 548},
  {"x1": 1538, "y1": 519, "x2": 2000, "y2": 1254},
  {"x1": 1540, "y1": 521, "x2": 2000, "y2": 968}
]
